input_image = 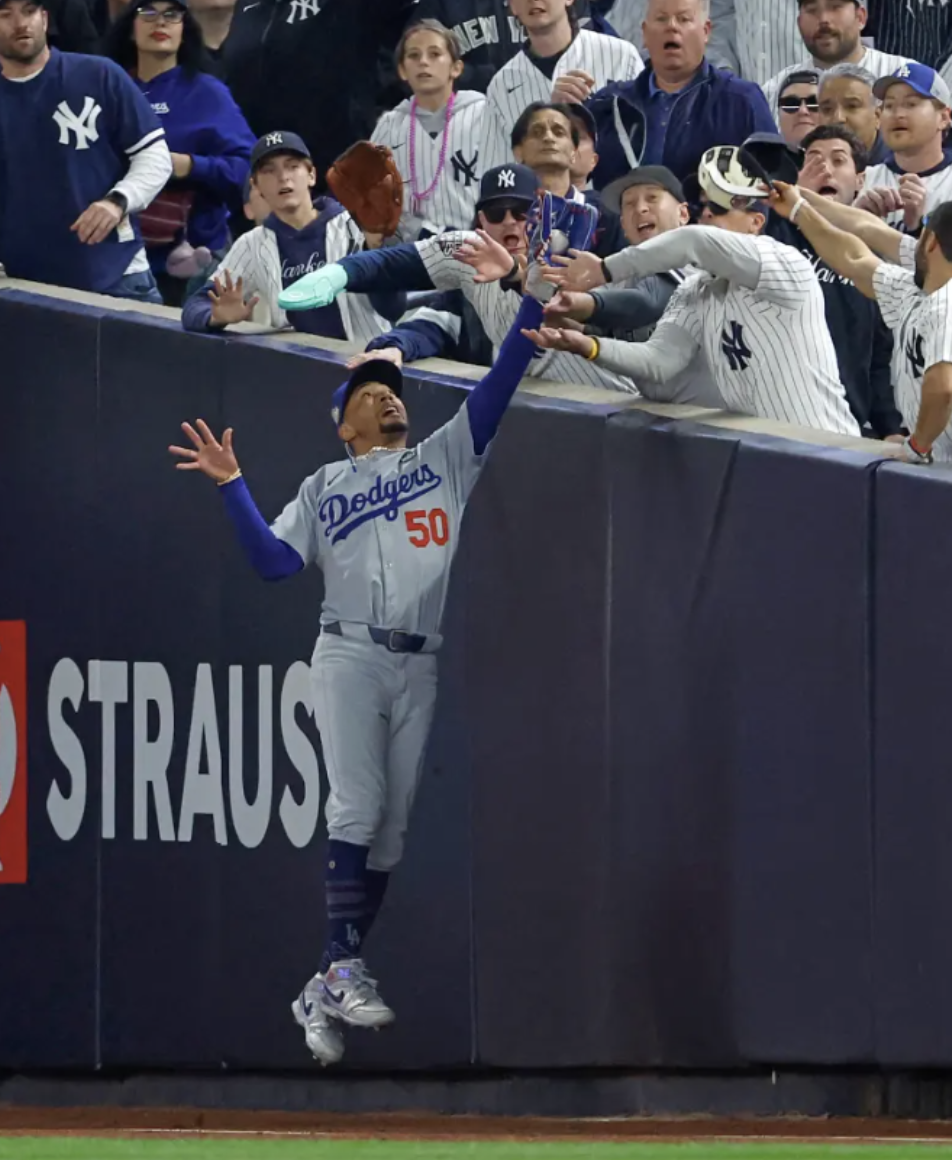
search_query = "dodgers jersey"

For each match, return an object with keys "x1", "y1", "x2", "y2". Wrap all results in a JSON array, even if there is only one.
[
  {"x1": 480, "y1": 30, "x2": 644, "y2": 172},
  {"x1": 873, "y1": 262, "x2": 952, "y2": 462},
  {"x1": 270, "y1": 404, "x2": 483, "y2": 635},
  {"x1": 371, "y1": 90, "x2": 486, "y2": 234},
  {"x1": 861, "y1": 155, "x2": 952, "y2": 233},
  {"x1": 0, "y1": 48, "x2": 164, "y2": 292}
]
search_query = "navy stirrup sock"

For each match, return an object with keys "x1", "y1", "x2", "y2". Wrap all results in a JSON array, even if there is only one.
[{"x1": 320, "y1": 840, "x2": 370, "y2": 974}]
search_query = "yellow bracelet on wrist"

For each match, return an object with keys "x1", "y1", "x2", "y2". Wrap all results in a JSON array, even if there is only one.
[
  {"x1": 217, "y1": 469, "x2": 243, "y2": 487},
  {"x1": 585, "y1": 337, "x2": 600, "y2": 361}
]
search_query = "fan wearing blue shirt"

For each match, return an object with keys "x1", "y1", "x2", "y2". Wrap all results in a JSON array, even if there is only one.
[
  {"x1": 0, "y1": 0, "x2": 173, "y2": 300},
  {"x1": 106, "y1": 0, "x2": 255, "y2": 303}
]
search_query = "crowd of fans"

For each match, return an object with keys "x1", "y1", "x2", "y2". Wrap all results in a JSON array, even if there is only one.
[{"x1": 2, "y1": 0, "x2": 952, "y2": 457}]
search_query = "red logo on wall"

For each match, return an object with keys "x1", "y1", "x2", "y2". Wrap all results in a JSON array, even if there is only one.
[{"x1": 0, "y1": 621, "x2": 27, "y2": 884}]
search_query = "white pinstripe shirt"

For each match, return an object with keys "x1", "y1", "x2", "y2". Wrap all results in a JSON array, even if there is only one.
[
  {"x1": 733, "y1": 0, "x2": 803, "y2": 85},
  {"x1": 371, "y1": 91, "x2": 486, "y2": 234},
  {"x1": 480, "y1": 30, "x2": 644, "y2": 172},
  {"x1": 212, "y1": 212, "x2": 393, "y2": 345},
  {"x1": 874, "y1": 262, "x2": 952, "y2": 461},
  {"x1": 761, "y1": 47, "x2": 911, "y2": 120},
  {"x1": 861, "y1": 157, "x2": 952, "y2": 232},
  {"x1": 595, "y1": 228, "x2": 859, "y2": 434},
  {"x1": 415, "y1": 230, "x2": 638, "y2": 391}
]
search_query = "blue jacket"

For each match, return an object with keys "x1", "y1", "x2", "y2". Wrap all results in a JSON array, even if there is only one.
[
  {"x1": 587, "y1": 59, "x2": 777, "y2": 190},
  {"x1": 134, "y1": 66, "x2": 255, "y2": 255}
]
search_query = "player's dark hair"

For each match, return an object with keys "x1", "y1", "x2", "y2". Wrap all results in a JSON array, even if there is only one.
[
  {"x1": 925, "y1": 201, "x2": 952, "y2": 262},
  {"x1": 510, "y1": 101, "x2": 581, "y2": 150},
  {"x1": 800, "y1": 122, "x2": 869, "y2": 172},
  {"x1": 107, "y1": 1, "x2": 211, "y2": 77},
  {"x1": 395, "y1": 19, "x2": 462, "y2": 66}
]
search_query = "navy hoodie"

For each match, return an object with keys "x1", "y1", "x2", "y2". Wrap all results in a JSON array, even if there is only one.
[
  {"x1": 587, "y1": 59, "x2": 777, "y2": 190},
  {"x1": 135, "y1": 66, "x2": 255, "y2": 253}
]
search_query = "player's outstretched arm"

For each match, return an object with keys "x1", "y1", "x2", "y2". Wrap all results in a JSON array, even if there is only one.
[
  {"x1": 169, "y1": 420, "x2": 303, "y2": 582},
  {"x1": 466, "y1": 296, "x2": 544, "y2": 455},
  {"x1": 771, "y1": 182, "x2": 881, "y2": 299}
]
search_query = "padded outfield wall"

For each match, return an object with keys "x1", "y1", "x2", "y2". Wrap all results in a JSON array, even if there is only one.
[{"x1": 0, "y1": 282, "x2": 949, "y2": 1083}]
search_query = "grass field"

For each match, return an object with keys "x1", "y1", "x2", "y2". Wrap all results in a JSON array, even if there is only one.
[{"x1": 4, "y1": 1140, "x2": 952, "y2": 1160}]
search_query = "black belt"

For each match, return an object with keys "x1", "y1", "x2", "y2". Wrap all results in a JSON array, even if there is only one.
[{"x1": 323, "y1": 621, "x2": 430, "y2": 654}]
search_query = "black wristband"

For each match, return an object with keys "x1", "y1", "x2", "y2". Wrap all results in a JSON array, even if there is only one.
[
  {"x1": 105, "y1": 190, "x2": 128, "y2": 215},
  {"x1": 600, "y1": 257, "x2": 613, "y2": 284}
]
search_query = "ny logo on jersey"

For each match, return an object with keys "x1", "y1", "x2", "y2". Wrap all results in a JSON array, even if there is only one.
[
  {"x1": 53, "y1": 97, "x2": 102, "y2": 150},
  {"x1": 721, "y1": 321, "x2": 753, "y2": 372},
  {"x1": 906, "y1": 331, "x2": 926, "y2": 379},
  {"x1": 497, "y1": 168, "x2": 516, "y2": 190},
  {"x1": 451, "y1": 150, "x2": 479, "y2": 188},
  {"x1": 286, "y1": 0, "x2": 319, "y2": 22}
]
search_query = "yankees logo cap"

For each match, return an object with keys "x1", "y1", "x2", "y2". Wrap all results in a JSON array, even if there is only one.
[
  {"x1": 331, "y1": 360, "x2": 404, "y2": 427},
  {"x1": 873, "y1": 62, "x2": 952, "y2": 110},
  {"x1": 476, "y1": 164, "x2": 537, "y2": 211},
  {"x1": 250, "y1": 131, "x2": 312, "y2": 172}
]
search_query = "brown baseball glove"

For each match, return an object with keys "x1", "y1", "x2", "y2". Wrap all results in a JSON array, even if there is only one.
[{"x1": 327, "y1": 141, "x2": 404, "y2": 238}]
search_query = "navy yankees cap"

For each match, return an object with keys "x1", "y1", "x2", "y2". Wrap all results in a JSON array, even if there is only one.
[
  {"x1": 874, "y1": 62, "x2": 952, "y2": 110},
  {"x1": 250, "y1": 131, "x2": 312, "y2": 172},
  {"x1": 601, "y1": 166, "x2": 685, "y2": 213},
  {"x1": 331, "y1": 360, "x2": 404, "y2": 427},
  {"x1": 476, "y1": 163, "x2": 537, "y2": 211}
]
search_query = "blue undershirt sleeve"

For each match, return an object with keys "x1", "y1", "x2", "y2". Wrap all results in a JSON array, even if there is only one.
[
  {"x1": 465, "y1": 297, "x2": 544, "y2": 456},
  {"x1": 219, "y1": 477, "x2": 304, "y2": 581}
]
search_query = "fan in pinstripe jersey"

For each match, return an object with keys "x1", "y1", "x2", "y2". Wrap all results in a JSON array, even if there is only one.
[
  {"x1": 181, "y1": 132, "x2": 407, "y2": 343},
  {"x1": 479, "y1": 0, "x2": 644, "y2": 173},
  {"x1": 372, "y1": 20, "x2": 487, "y2": 237}
]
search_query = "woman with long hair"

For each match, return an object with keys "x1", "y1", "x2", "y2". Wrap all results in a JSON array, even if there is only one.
[{"x1": 107, "y1": 0, "x2": 255, "y2": 303}]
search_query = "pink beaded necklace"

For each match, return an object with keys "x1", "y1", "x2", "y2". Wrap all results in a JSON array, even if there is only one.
[{"x1": 408, "y1": 91, "x2": 456, "y2": 216}]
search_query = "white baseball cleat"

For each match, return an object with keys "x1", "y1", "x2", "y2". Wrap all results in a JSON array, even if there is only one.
[
  {"x1": 292, "y1": 974, "x2": 345, "y2": 1066},
  {"x1": 320, "y1": 958, "x2": 395, "y2": 1029}
]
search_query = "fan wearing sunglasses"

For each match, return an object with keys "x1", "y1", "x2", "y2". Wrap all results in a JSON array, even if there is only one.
[{"x1": 778, "y1": 69, "x2": 821, "y2": 147}]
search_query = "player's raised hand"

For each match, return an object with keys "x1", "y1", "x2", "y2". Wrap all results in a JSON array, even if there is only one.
[
  {"x1": 346, "y1": 347, "x2": 404, "y2": 370},
  {"x1": 899, "y1": 173, "x2": 928, "y2": 233},
  {"x1": 169, "y1": 419, "x2": 240, "y2": 483},
  {"x1": 766, "y1": 180, "x2": 803, "y2": 220},
  {"x1": 208, "y1": 271, "x2": 260, "y2": 327},
  {"x1": 521, "y1": 325, "x2": 597, "y2": 359},
  {"x1": 545, "y1": 248, "x2": 605, "y2": 292},
  {"x1": 453, "y1": 229, "x2": 519, "y2": 283},
  {"x1": 551, "y1": 69, "x2": 595, "y2": 105}
]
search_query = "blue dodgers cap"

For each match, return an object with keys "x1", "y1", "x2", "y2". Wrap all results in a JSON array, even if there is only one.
[
  {"x1": 250, "y1": 130, "x2": 312, "y2": 172},
  {"x1": 874, "y1": 62, "x2": 952, "y2": 109},
  {"x1": 475, "y1": 163, "x2": 538, "y2": 211},
  {"x1": 331, "y1": 359, "x2": 404, "y2": 427}
]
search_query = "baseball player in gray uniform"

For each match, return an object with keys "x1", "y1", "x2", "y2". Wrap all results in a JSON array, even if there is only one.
[{"x1": 168, "y1": 191, "x2": 596, "y2": 1067}]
